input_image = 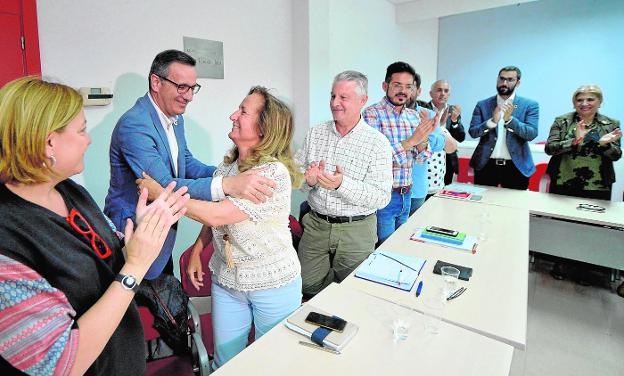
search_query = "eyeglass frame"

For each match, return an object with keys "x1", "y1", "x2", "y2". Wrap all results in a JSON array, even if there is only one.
[
  {"x1": 389, "y1": 82, "x2": 417, "y2": 92},
  {"x1": 156, "y1": 74, "x2": 201, "y2": 94},
  {"x1": 67, "y1": 208, "x2": 113, "y2": 259},
  {"x1": 497, "y1": 76, "x2": 518, "y2": 84}
]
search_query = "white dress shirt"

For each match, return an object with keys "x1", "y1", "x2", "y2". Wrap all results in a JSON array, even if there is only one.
[
  {"x1": 148, "y1": 93, "x2": 179, "y2": 176},
  {"x1": 487, "y1": 92, "x2": 516, "y2": 160},
  {"x1": 148, "y1": 93, "x2": 224, "y2": 200}
]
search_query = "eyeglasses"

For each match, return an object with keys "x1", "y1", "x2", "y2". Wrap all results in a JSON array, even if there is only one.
[
  {"x1": 390, "y1": 82, "x2": 416, "y2": 91},
  {"x1": 157, "y1": 75, "x2": 201, "y2": 94},
  {"x1": 67, "y1": 208, "x2": 112, "y2": 259}
]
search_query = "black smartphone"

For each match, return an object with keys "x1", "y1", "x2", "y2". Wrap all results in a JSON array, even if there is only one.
[
  {"x1": 305, "y1": 312, "x2": 347, "y2": 332},
  {"x1": 425, "y1": 226, "x2": 459, "y2": 237}
]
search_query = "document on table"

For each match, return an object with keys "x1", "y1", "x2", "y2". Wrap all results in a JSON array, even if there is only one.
[
  {"x1": 355, "y1": 250, "x2": 426, "y2": 291},
  {"x1": 444, "y1": 183, "x2": 488, "y2": 194}
]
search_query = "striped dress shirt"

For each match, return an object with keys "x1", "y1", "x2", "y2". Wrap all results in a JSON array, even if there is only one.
[{"x1": 363, "y1": 97, "x2": 425, "y2": 188}]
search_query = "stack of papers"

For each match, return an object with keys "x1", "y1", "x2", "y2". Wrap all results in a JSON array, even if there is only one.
[
  {"x1": 285, "y1": 304, "x2": 358, "y2": 352},
  {"x1": 420, "y1": 229, "x2": 467, "y2": 245},
  {"x1": 438, "y1": 183, "x2": 488, "y2": 201},
  {"x1": 411, "y1": 228, "x2": 477, "y2": 252},
  {"x1": 355, "y1": 250, "x2": 426, "y2": 291}
]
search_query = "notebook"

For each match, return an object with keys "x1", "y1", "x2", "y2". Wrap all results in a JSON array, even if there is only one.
[
  {"x1": 285, "y1": 304, "x2": 358, "y2": 352},
  {"x1": 411, "y1": 228, "x2": 477, "y2": 253},
  {"x1": 421, "y1": 228, "x2": 467, "y2": 245},
  {"x1": 354, "y1": 250, "x2": 426, "y2": 291}
]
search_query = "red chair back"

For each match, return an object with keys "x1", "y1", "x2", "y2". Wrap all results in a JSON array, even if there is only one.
[
  {"x1": 457, "y1": 157, "x2": 474, "y2": 184},
  {"x1": 528, "y1": 163, "x2": 549, "y2": 192},
  {"x1": 139, "y1": 306, "x2": 160, "y2": 341},
  {"x1": 180, "y1": 243, "x2": 214, "y2": 297}
]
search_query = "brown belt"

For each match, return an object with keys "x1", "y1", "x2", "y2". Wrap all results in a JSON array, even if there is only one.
[{"x1": 391, "y1": 185, "x2": 411, "y2": 194}]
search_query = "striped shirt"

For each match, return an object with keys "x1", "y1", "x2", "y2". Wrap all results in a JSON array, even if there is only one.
[
  {"x1": 0, "y1": 254, "x2": 78, "y2": 376},
  {"x1": 363, "y1": 97, "x2": 427, "y2": 187},
  {"x1": 295, "y1": 117, "x2": 393, "y2": 217}
]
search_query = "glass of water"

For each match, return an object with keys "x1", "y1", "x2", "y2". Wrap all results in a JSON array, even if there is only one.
[{"x1": 441, "y1": 266, "x2": 460, "y2": 297}]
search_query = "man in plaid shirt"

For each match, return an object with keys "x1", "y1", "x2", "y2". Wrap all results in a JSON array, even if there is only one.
[
  {"x1": 295, "y1": 70, "x2": 393, "y2": 298},
  {"x1": 363, "y1": 61, "x2": 443, "y2": 245}
]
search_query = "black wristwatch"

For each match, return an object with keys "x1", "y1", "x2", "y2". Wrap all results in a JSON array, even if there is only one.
[{"x1": 115, "y1": 274, "x2": 140, "y2": 293}]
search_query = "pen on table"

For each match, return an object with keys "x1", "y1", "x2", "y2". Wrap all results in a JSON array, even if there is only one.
[
  {"x1": 415, "y1": 280, "x2": 424, "y2": 297},
  {"x1": 298, "y1": 341, "x2": 340, "y2": 355},
  {"x1": 378, "y1": 252, "x2": 418, "y2": 272},
  {"x1": 447, "y1": 287, "x2": 467, "y2": 301},
  {"x1": 472, "y1": 243, "x2": 478, "y2": 254}
]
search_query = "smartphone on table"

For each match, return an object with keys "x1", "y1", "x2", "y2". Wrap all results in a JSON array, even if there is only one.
[
  {"x1": 305, "y1": 312, "x2": 347, "y2": 332},
  {"x1": 425, "y1": 226, "x2": 459, "y2": 237}
]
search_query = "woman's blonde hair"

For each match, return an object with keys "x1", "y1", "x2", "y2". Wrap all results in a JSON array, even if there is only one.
[
  {"x1": 572, "y1": 84, "x2": 603, "y2": 104},
  {"x1": 224, "y1": 86, "x2": 303, "y2": 188},
  {"x1": 0, "y1": 76, "x2": 83, "y2": 184}
]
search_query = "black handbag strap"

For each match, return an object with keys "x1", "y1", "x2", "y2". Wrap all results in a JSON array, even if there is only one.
[{"x1": 149, "y1": 283, "x2": 177, "y2": 325}]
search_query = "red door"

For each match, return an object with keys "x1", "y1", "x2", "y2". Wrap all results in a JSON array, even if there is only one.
[{"x1": 0, "y1": 0, "x2": 41, "y2": 87}]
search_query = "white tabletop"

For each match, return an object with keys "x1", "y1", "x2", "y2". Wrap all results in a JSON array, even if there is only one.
[
  {"x1": 213, "y1": 283, "x2": 513, "y2": 376},
  {"x1": 441, "y1": 185, "x2": 624, "y2": 229},
  {"x1": 342, "y1": 198, "x2": 529, "y2": 349}
]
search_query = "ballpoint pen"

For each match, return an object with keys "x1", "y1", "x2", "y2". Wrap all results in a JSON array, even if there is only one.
[
  {"x1": 378, "y1": 252, "x2": 418, "y2": 272},
  {"x1": 472, "y1": 243, "x2": 478, "y2": 254},
  {"x1": 415, "y1": 280, "x2": 423, "y2": 297},
  {"x1": 298, "y1": 341, "x2": 341, "y2": 355},
  {"x1": 447, "y1": 287, "x2": 467, "y2": 301}
]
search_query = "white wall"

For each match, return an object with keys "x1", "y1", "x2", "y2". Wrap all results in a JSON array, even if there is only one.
[
  {"x1": 36, "y1": 0, "x2": 295, "y2": 274},
  {"x1": 398, "y1": 18, "x2": 438, "y2": 97},
  {"x1": 302, "y1": 0, "x2": 401, "y2": 130}
]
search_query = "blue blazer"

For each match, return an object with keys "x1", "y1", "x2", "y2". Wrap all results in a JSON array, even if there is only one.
[
  {"x1": 104, "y1": 94, "x2": 216, "y2": 279},
  {"x1": 468, "y1": 95, "x2": 539, "y2": 177}
]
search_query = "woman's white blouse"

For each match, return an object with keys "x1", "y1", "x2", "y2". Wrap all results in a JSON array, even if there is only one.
[{"x1": 209, "y1": 161, "x2": 301, "y2": 291}]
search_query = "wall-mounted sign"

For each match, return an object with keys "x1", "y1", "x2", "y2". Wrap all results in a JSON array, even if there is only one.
[{"x1": 183, "y1": 36, "x2": 224, "y2": 79}]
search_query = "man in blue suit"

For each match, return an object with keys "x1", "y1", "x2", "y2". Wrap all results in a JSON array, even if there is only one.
[
  {"x1": 104, "y1": 50, "x2": 274, "y2": 280},
  {"x1": 469, "y1": 66, "x2": 539, "y2": 190}
]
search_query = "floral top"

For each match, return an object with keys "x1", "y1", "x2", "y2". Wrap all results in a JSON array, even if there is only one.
[{"x1": 208, "y1": 161, "x2": 300, "y2": 291}]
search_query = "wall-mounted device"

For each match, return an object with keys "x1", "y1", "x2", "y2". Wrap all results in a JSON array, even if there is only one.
[{"x1": 79, "y1": 87, "x2": 113, "y2": 106}]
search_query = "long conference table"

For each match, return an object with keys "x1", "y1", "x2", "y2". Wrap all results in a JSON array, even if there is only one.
[{"x1": 213, "y1": 186, "x2": 624, "y2": 376}]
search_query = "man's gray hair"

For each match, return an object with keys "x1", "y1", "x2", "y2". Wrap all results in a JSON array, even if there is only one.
[
  {"x1": 333, "y1": 70, "x2": 368, "y2": 96},
  {"x1": 430, "y1": 79, "x2": 450, "y2": 91}
]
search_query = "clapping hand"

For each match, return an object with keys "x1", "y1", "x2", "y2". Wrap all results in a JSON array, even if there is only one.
[
  {"x1": 305, "y1": 160, "x2": 324, "y2": 187},
  {"x1": 573, "y1": 120, "x2": 590, "y2": 145},
  {"x1": 450, "y1": 104, "x2": 461, "y2": 123},
  {"x1": 599, "y1": 128, "x2": 622, "y2": 146},
  {"x1": 317, "y1": 165, "x2": 344, "y2": 190},
  {"x1": 125, "y1": 182, "x2": 189, "y2": 272}
]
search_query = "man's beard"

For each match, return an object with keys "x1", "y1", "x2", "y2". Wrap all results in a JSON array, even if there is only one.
[
  {"x1": 497, "y1": 83, "x2": 516, "y2": 96},
  {"x1": 387, "y1": 90, "x2": 409, "y2": 107}
]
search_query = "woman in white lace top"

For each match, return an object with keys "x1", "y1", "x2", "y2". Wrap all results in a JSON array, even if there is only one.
[{"x1": 140, "y1": 86, "x2": 303, "y2": 369}]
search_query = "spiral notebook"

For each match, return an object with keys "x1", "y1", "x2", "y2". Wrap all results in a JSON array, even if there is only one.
[{"x1": 354, "y1": 250, "x2": 426, "y2": 291}]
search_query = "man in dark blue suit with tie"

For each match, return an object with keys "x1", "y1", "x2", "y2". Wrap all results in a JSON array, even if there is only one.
[
  {"x1": 104, "y1": 50, "x2": 274, "y2": 280},
  {"x1": 469, "y1": 66, "x2": 539, "y2": 189}
]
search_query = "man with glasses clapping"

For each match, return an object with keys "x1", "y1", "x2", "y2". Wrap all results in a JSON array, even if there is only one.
[{"x1": 363, "y1": 61, "x2": 443, "y2": 245}]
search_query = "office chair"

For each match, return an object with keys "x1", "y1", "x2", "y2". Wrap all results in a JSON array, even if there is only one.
[{"x1": 139, "y1": 303, "x2": 210, "y2": 375}]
